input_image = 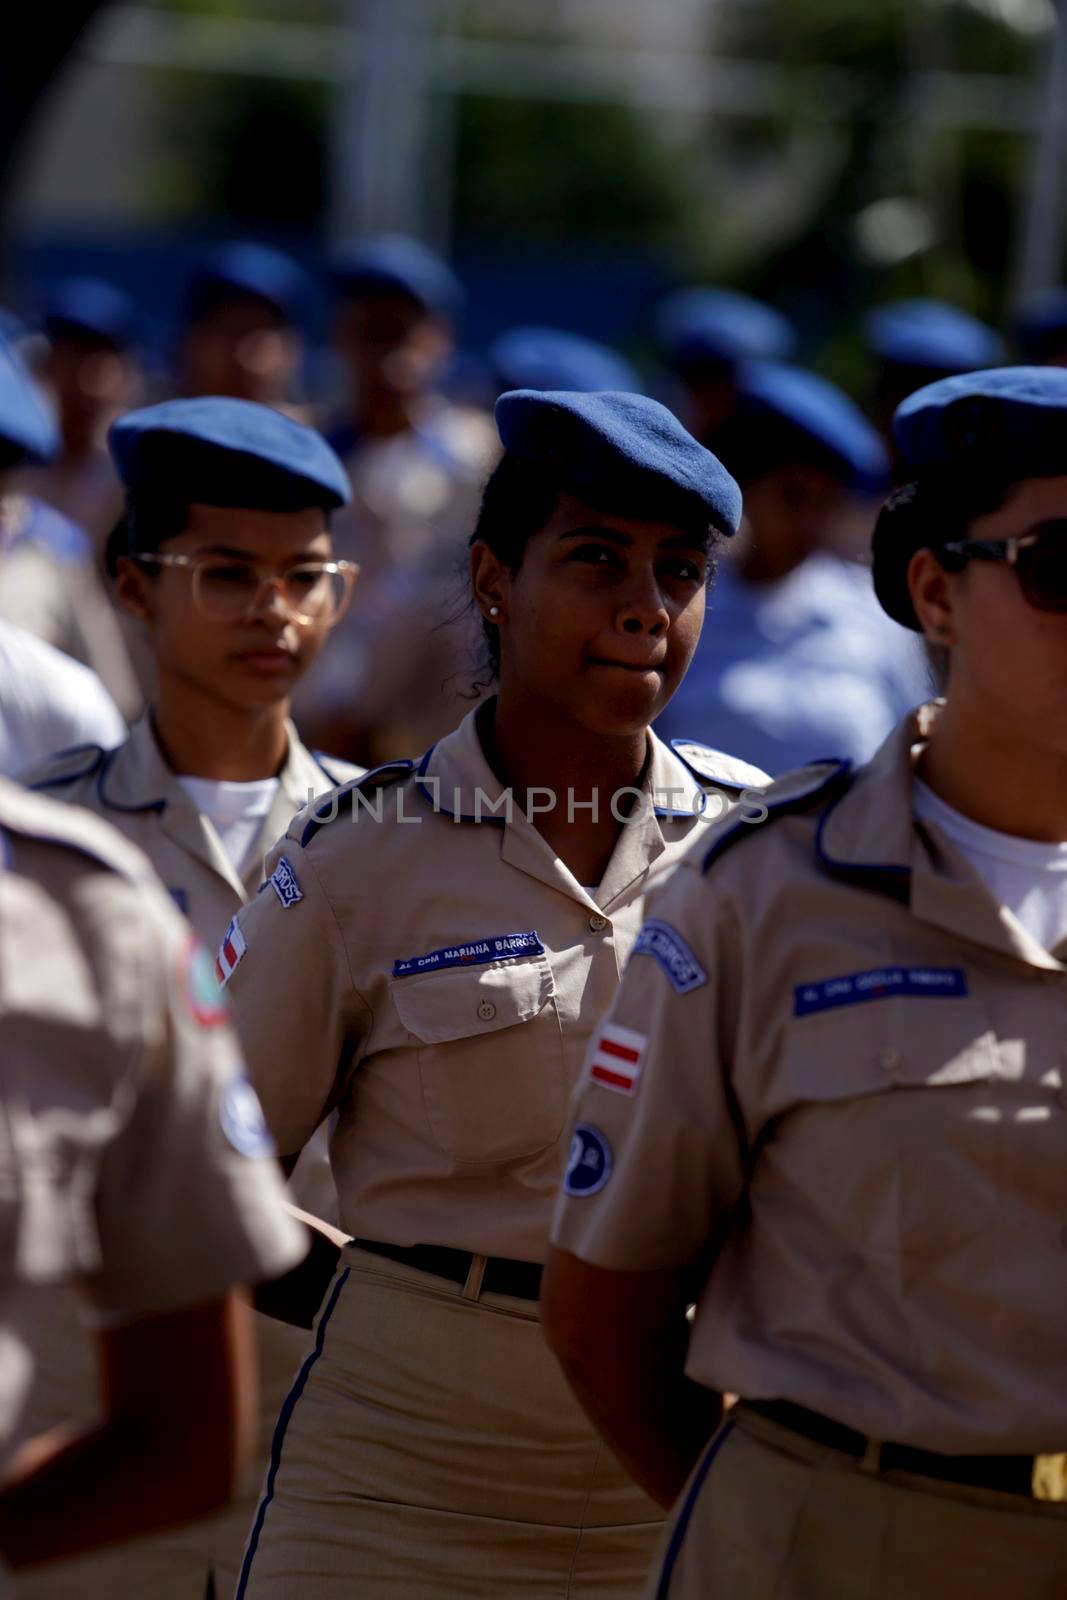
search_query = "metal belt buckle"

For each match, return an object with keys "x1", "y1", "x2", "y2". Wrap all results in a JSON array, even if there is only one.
[{"x1": 1032, "y1": 1454, "x2": 1067, "y2": 1502}]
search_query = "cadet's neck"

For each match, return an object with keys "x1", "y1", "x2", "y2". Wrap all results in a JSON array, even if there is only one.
[
  {"x1": 151, "y1": 681, "x2": 290, "y2": 782},
  {"x1": 352, "y1": 390, "x2": 423, "y2": 440},
  {"x1": 918, "y1": 696, "x2": 1067, "y2": 843},
  {"x1": 482, "y1": 698, "x2": 649, "y2": 882}
]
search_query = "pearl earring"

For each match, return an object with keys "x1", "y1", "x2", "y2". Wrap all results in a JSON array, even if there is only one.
[{"x1": 489, "y1": 605, "x2": 500, "y2": 618}]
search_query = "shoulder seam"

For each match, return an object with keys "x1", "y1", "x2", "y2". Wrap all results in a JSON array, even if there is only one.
[
  {"x1": 701, "y1": 760, "x2": 852, "y2": 874},
  {"x1": 299, "y1": 759, "x2": 413, "y2": 847}
]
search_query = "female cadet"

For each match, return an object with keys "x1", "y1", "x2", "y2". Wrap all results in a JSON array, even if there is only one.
[
  {"x1": 20, "y1": 397, "x2": 360, "y2": 1600},
  {"x1": 543, "y1": 366, "x2": 1067, "y2": 1599},
  {"x1": 221, "y1": 387, "x2": 769, "y2": 1598}
]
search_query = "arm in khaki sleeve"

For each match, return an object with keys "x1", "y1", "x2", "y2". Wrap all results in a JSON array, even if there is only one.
[
  {"x1": 542, "y1": 855, "x2": 747, "y2": 1508},
  {"x1": 223, "y1": 829, "x2": 372, "y2": 1160},
  {"x1": 0, "y1": 892, "x2": 304, "y2": 1572}
]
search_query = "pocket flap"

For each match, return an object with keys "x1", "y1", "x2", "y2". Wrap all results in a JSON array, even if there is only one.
[{"x1": 392, "y1": 958, "x2": 554, "y2": 1045}]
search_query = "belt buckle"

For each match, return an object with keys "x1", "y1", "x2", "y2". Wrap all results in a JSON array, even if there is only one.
[{"x1": 1032, "y1": 1454, "x2": 1067, "y2": 1502}]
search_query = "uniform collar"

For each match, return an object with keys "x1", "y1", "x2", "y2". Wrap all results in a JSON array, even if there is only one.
[
  {"x1": 415, "y1": 702, "x2": 708, "y2": 909},
  {"x1": 97, "y1": 712, "x2": 333, "y2": 899},
  {"x1": 817, "y1": 701, "x2": 1063, "y2": 971}
]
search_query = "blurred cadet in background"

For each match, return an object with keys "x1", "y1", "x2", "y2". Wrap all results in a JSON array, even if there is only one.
[
  {"x1": 1014, "y1": 288, "x2": 1067, "y2": 367},
  {"x1": 31, "y1": 277, "x2": 139, "y2": 546},
  {"x1": 488, "y1": 325, "x2": 641, "y2": 397},
  {"x1": 655, "y1": 287, "x2": 796, "y2": 448},
  {"x1": 296, "y1": 234, "x2": 497, "y2": 765},
  {"x1": 865, "y1": 298, "x2": 1004, "y2": 469},
  {"x1": 178, "y1": 242, "x2": 309, "y2": 417},
  {"x1": 21, "y1": 396, "x2": 362, "y2": 1600},
  {"x1": 0, "y1": 337, "x2": 141, "y2": 717},
  {"x1": 656, "y1": 362, "x2": 925, "y2": 775},
  {"x1": 0, "y1": 617, "x2": 124, "y2": 776},
  {"x1": 0, "y1": 778, "x2": 304, "y2": 1580}
]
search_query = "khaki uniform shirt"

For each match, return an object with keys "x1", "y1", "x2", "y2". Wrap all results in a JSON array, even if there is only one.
[
  {"x1": 0, "y1": 778, "x2": 303, "y2": 1461},
  {"x1": 223, "y1": 702, "x2": 769, "y2": 1263},
  {"x1": 552, "y1": 704, "x2": 1067, "y2": 1455},
  {"x1": 25, "y1": 711, "x2": 361, "y2": 946}
]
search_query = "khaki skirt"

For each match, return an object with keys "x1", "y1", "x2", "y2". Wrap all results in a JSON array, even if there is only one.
[{"x1": 236, "y1": 1244, "x2": 662, "y2": 1598}]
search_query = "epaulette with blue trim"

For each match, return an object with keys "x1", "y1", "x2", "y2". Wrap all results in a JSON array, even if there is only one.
[
  {"x1": 311, "y1": 751, "x2": 365, "y2": 787},
  {"x1": 669, "y1": 739, "x2": 770, "y2": 793},
  {"x1": 27, "y1": 742, "x2": 108, "y2": 791},
  {"x1": 299, "y1": 759, "x2": 413, "y2": 847},
  {"x1": 701, "y1": 758, "x2": 852, "y2": 874},
  {"x1": 0, "y1": 778, "x2": 154, "y2": 881}
]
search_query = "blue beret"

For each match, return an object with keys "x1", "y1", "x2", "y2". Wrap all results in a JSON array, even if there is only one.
[
  {"x1": 655, "y1": 288, "x2": 796, "y2": 369},
  {"x1": 1014, "y1": 288, "x2": 1067, "y2": 360},
  {"x1": 44, "y1": 277, "x2": 138, "y2": 349},
  {"x1": 494, "y1": 389, "x2": 742, "y2": 539},
  {"x1": 734, "y1": 362, "x2": 889, "y2": 490},
  {"x1": 330, "y1": 234, "x2": 462, "y2": 316},
  {"x1": 108, "y1": 397, "x2": 350, "y2": 512},
  {"x1": 0, "y1": 338, "x2": 58, "y2": 465},
  {"x1": 893, "y1": 365, "x2": 1067, "y2": 476},
  {"x1": 186, "y1": 243, "x2": 307, "y2": 323},
  {"x1": 489, "y1": 327, "x2": 640, "y2": 396},
  {"x1": 865, "y1": 299, "x2": 1003, "y2": 374}
]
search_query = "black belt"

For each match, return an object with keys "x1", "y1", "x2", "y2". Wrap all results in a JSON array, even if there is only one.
[
  {"x1": 746, "y1": 1400, "x2": 1042, "y2": 1499},
  {"x1": 350, "y1": 1238, "x2": 543, "y2": 1301}
]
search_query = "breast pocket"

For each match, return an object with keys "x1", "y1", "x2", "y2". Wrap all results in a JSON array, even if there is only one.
[
  {"x1": 775, "y1": 1001, "x2": 1002, "y2": 1260},
  {"x1": 391, "y1": 957, "x2": 566, "y2": 1165}
]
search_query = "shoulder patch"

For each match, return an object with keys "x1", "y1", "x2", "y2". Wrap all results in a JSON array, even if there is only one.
[
  {"x1": 701, "y1": 759, "x2": 853, "y2": 875},
  {"x1": 299, "y1": 759, "x2": 413, "y2": 848},
  {"x1": 26, "y1": 742, "x2": 107, "y2": 791},
  {"x1": 669, "y1": 739, "x2": 770, "y2": 793}
]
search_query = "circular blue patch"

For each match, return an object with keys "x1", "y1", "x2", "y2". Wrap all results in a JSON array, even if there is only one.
[
  {"x1": 219, "y1": 1075, "x2": 275, "y2": 1159},
  {"x1": 564, "y1": 1123, "x2": 613, "y2": 1197}
]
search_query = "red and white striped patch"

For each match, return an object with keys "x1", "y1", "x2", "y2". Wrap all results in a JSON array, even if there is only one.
[
  {"x1": 588, "y1": 1021, "x2": 647, "y2": 1096},
  {"x1": 215, "y1": 918, "x2": 247, "y2": 989}
]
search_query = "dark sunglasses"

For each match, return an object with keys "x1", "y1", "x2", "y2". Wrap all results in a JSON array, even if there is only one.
[{"x1": 938, "y1": 520, "x2": 1067, "y2": 615}]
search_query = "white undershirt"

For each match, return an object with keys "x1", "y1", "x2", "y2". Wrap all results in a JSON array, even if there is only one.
[
  {"x1": 176, "y1": 775, "x2": 279, "y2": 873},
  {"x1": 913, "y1": 778, "x2": 1067, "y2": 952}
]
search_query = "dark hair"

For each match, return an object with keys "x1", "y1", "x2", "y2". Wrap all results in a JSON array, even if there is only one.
[
  {"x1": 467, "y1": 452, "x2": 723, "y2": 678},
  {"x1": 870, "y1": 470, "x2": 1015, "y2": 627},
  {"x1": 104, "y1": 495, "x2": 191, "y2": 579}
]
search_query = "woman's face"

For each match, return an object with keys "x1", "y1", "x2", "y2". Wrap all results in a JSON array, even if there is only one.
[
  {"x1": 912, "y1": 474, "x2": 1067, "y2": 755},
  {"x1": 473, "y1": 490, "x2": 710, "y2": 738},
  {"x1": 117, "y1": 503, "x2": 334, "y2": 714}
]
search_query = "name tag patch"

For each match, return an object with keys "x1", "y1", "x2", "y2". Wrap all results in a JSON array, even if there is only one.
[
  {"x1": 269, "y1": 856, "x2": 303, "y2": 909},
  {"x1": 215, "y1": 917, "x2": 247, "y2": 989},
  {"x1": 589, "y1": 1021, "x2": 647, "y2": 1096},
  {"x1": 632, "y1": 918, "x2": 707, "y2": 994},
  {"x1": 564, "y1": 1124, "x2": 612, "y2": 1197},
  {"x1": 794, "y1": 966, "x2": 968, "y2": 1017},
  {"x1": 392, "y1": 931, "x2": 544, "y2": 978}
]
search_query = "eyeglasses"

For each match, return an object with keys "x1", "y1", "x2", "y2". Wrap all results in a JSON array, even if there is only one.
[
  {"x1": 938, "y1": 521, "x2": 1067, "y2": 616},
  {"x1": 130, "y1": 551, "x2": 358, "y2": 627}
]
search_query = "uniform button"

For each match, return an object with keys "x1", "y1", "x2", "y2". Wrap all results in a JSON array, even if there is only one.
[
  {"x1": 588, "y1": 914, "x2": 608, "y2": 933},
  {"x1": 878, "y1": 1047, "x2": 901, "y2": 1073},
  {"x1": 477, "y1": 999, "x2": 497, "y2": 1022}
]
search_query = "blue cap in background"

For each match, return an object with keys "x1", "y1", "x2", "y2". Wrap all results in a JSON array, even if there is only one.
[
  {"x1": 494, "y1": 387, "x2": 742, "y2": 538},
  {"x1": 44, "y1": 277, "x2": 139, "y2": 350},
  {"x1": 185, "y1": 243, "x2": 309, "y2": 325},
  {"x1": 733, "y1": 361, "x2": 890, "y2": 491},
  {"x1": 330, "y1": 234, "x2": 462, "y2": 317},
  {"x1": 489, "y1": 326, "x2": 640, "y2": 396},
  {"x1": 655, "y1": 288, "x2": 797, "y2": 370},
  {"x1": 865, "y1": 298, "x2": 1004, "y2": 375}
]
